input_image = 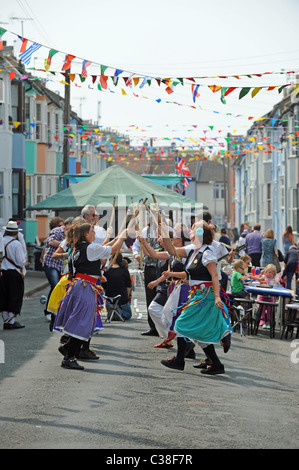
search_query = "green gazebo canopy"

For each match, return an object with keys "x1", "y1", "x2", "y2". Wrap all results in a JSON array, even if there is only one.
[{"x1": 27, "y1": 165, "x2": 203, "y2": 211}]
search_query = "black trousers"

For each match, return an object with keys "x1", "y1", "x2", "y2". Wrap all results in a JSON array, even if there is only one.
[
  {"x1": 249, "y1": 253, "x2": 261, "y2": 267},
  {"x1": 0, "y1": 270, "x2": 24, "y2": 314},
  {"x1": 144, "y1": 265, "x2": 158, "y2": 331}
]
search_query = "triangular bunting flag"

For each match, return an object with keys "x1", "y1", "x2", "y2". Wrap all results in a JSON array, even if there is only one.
[
  {"x1": 251, "y1": 87, "x2": 262, "y2": 98},
  {"x1": 18, "y1": 36, "x2": 28, "y2": 53},
  {"x1": 100, "y1": 73, "x2": 108, "y2": 89},
  {"x1": 191, "y1": 84, "x2": 200, "y2": 103},
  {"x1": 0, "y1": 28, "x2": 7, "y2": 50},
  {"x1": 45, "y1": 49, "x2": 59, "y2": 71},
  {"x1": 62, "y1": 54, "x2": 76, "y2": 71},
  {"x1": 208, "y1": 85, "x2": 222, "y2": 93},
  {"x1": 81, "y1": 60, "x2": 92, "y2": 78},
  {"x1": 224, "y1": 87, "x2": 236, "y2": 96},
  {"x1": 239, "y1": 87, "x2": 251, "y2": 99},
  {"x1": 113, "y1": 69, "x2": 123, "y2": 84},
  {"x1": 220, "y1": 87, "x2": 227, "y2": 104}
]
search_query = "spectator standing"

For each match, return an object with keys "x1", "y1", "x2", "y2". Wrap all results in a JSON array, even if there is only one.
[
  {"x1": 81, "y1": 205, "x2": 107, "y2": 244},
  {"x1": 245, "y1": 224, "x2": 263, "y2": 267},
  {"x1": 219, "y1": 228, "x2": 231, "y2": 247},
  {"x1": 237, "y1": 230, "x2": 247, "y2": 256},
  {"x1": 282, "y1": 245, "x2": 299, "y2": 292},
  {"x1": 282, "y1": 226, "x2": 295, "y2": 255},
  {"x1": 260, "y1": 229, "x2": 278, "y2": 268},
  {"x1": 42, "y1": 217, "x2": 66, "y2": 321},
  {"x1": 0, "y1": 218, "x2": 27, "y2": 261},
  {"x1": 0, "y1": 221, "x2": 27, "y2": 329},
  {"x1": 132, "y1": 224, "x2": 160, "y2": 336}
]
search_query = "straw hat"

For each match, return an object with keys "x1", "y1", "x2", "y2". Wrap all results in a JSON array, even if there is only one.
[{"x1": 3, "y1": 220, "x2": 22, "y2": 232}]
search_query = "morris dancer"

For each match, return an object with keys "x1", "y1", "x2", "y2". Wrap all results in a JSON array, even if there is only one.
[
  {"x1": 138, "y1": 235, "x2": 195, "y2": 358},
  {"x1": 53, "y1": 223, "x2": 129, "y2": 370},
  {"x1": 161, "y1": 221, "x2": 232, "y2": 375}
]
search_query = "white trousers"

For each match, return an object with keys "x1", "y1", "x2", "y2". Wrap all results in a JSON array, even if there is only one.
[{"x1": 148, "y1": 300, "x2": 169, "y2": 339}]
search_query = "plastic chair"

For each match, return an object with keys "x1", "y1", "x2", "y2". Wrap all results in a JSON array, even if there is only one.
[
  {"x1": 253, "y1": 300, "x2": 279, "y2": 338},
  {"x1": 102, "y1": 294, "x2": 124, "y2": 322},
  {"x1": 230, "y1": 297, "x2": 255, "y2": 335},
  {"x1": 280, "y1": 303, "x2": 299, "y2": 340}
]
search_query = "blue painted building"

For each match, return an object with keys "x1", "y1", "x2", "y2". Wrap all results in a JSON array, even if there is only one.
[{"x1": 231, "y1": 86, "x2": 299, "y2": 249}]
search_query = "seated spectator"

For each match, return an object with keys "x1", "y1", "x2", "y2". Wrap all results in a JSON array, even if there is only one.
[
  {"x1": 256, "y1": 264, "x2": 277, "y2": 329},
  {"x1": 231, "y1": 260, "x2": 251, "y2": 299},
  {"x1": 102, "y1": 253, "x2": 132, "y2": 320}
]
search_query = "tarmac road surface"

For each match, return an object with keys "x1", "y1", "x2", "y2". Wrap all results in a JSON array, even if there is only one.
[{"x1": 0, "y1": 286, "x2": 298, "y2": 451}]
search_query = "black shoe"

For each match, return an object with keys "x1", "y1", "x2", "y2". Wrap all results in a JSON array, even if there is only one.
[
  {"x1": 221, "y1": 333, "x2": 231, "y2": 353},
  {"x1": 184, "y1": 341, "x2": 196, "y2": 359},
  {"x1": 61, "y1": 358, "x2": 84, "y2": 370},
  {"x1": 3, "y1": 322, "x2": 25, "y2": 330},
  {"x1": 161, "y1": 357, "x2": 185, "y2": 371},
  {"x1": 77, "y1": 350, "x2": 99, "y2": 360},
  {"x1": 200, "y1": 364, "x2": 225, "y2": 375},
  {"x1": 193, "y1": 358, "x2": 213, "y2": 369},
  {"x1": 141, "y1": 329, "x2": 159, "y2": 336},
  {"x1": 49, "y1": 313, "x2": 55, "y2": 332}
]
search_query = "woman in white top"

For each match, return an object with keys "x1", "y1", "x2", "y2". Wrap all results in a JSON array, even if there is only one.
[
  {"x1": 161, "y1": 221, "x2": 232, "y2": 375},
  {"x1": 53, "y1": 223, "x2": 129, "y2": 370},
  {"x1": 0, "y1": 221, "x2": 27, "y2": 329}
]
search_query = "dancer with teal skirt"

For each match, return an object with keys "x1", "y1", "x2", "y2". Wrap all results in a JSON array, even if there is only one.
[{"x1": 161, "y1": 221, "x2": 232, "y2": 375}]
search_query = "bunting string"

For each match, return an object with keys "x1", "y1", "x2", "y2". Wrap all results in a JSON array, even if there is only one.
[{"x1": 0, "y1": 26, "x2": 298, "y2": 110}]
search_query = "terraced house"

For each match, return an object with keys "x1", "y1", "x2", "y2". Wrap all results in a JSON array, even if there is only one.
[
  {"x1": 231, "y1": 82, "x2": 299, "y2": 249},
  {"x1": 0, "y1": 43, "x2": 103, "y2": 245}
]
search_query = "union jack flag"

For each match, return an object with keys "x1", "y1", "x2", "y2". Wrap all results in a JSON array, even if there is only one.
[{"x1": 176, "y1": 157, "x2": 191, "y2": 194}]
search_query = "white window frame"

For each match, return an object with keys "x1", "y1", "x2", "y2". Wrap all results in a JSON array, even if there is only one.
[{"x1": 212, "y1": 183, "x2": 224, "y2": 200}]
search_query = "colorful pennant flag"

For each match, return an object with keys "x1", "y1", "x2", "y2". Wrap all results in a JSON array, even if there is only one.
[
  {"x1": 239, "y1": 87, "x2": 251, "y2": 99},
  {"x1": 19, "y1": 42, "x2": 42, "y2": 65},
  {"x1": 220, "y1": 87, "x2": 227, "y2": 104},
  {"x1": 81, "y1": 60, "x2": 91, "y2": 77},
  {"x1": 113, "y1": 69, "x2": 123, "y2": 84},
  {"x1": 18, "y1": 36, "x2": 28, "y2": 53},
  {"x1": 251, "y1": 87, "x2": 262, "y2": 98},
  {"x1": 191, "y1": 84, "x2": 200, "y2": 103},
  {"x1": 208, "y1": 85, "x2": 222, "y2": 93},
  {"x1": 44, "y1": 49, "x2": 59, "y2": 71},
  {"x1": 61, "y1": 54, "x2": 76, "y2": 71},
  {"x1": 0, "y1": 28, "x2": 7, "y2": 50}
]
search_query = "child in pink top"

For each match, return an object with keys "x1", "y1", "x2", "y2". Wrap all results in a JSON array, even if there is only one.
[{"x1": 257, "y1": 264, "x2": 277, "y2": 328}]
